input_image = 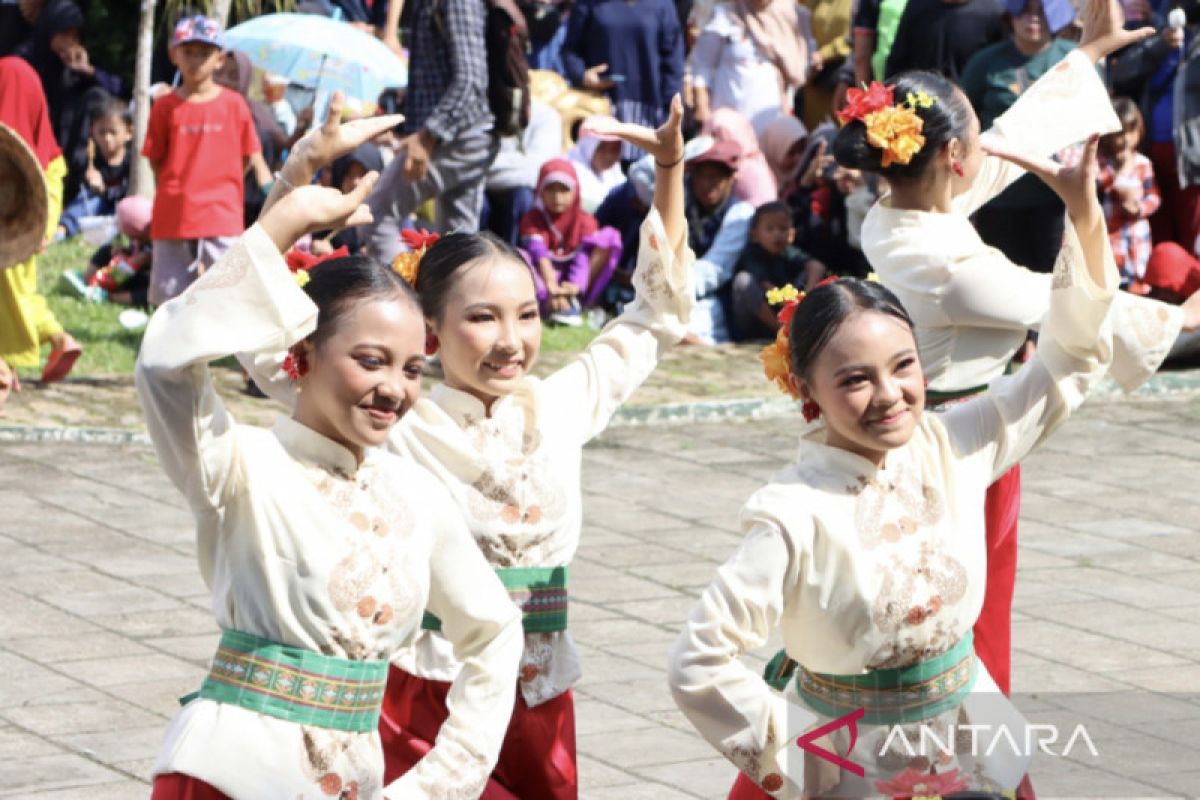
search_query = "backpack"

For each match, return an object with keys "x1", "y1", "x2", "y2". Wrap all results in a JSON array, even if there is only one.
[{"x1": 485, "y1": 0, "x2": 532, "y2": 138}]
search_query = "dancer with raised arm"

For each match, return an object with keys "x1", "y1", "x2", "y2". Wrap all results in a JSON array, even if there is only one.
[
  {"x1": 671, "y1": 54, "x2": 1126, "y2": 800},
  {"x1": 247, "y1": 97, "x2": 693, "y2": 798},
  {"x1": 840, "y1": 0, "x2": 1200, "y2": 701},
  {"x1": 140, "y1": 96, "x2": 522, "y2": 800}
]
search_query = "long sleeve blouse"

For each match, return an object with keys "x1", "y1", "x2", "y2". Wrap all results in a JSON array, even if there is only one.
[
  {"x1": 137, "y1": 225, "x2": 523, "y2": 799},
  {"x1": 669, "y1": 213, "x2": 1118, "y2": 798},
  {"x1": 245, "y1": 209, "x2": 694, "y2": 709},
  {"x1": 863, "y1": 49, "x2": 1183, "y2": 394}
]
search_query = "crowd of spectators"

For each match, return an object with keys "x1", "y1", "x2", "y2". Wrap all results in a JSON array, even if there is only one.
[{"x1": 4, "y1": 0, "x2": 1200, "y2": 383}]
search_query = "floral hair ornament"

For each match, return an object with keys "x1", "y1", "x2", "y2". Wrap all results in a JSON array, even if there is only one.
[
  {"x1": 758, "y1": 277, "x2": 839, "y2": 403},
  {"x1": 284, "y1": 244, "x2": 350, "y2": 288},
  {"x1": 837, "y1": 82, "x2": 937, "y2": 168},
  {"x1": 392, "y1": 229, "x2": 441, "y2": 285}
]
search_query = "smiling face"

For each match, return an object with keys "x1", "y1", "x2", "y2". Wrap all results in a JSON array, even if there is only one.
[
  {"x1": 293, "y1": 295, "x2": 426, "y2": 460},
  {"x1": 793, "y1": 310, "x2": 924, "y2": 465},
  {"x1": 431, "y1": 255, "x2": 542, "y2": 411},
  {"x1": 690, "y1": 162, "x2": 737, "y2": 212},
  {"x1": 1012, "y1": 0, "x2": 1050, "y2": 50}
]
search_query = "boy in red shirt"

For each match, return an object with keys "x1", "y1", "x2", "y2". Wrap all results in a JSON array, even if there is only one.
[{"x1": 142, "y1": 15, "x2": 260, "y2": 306}]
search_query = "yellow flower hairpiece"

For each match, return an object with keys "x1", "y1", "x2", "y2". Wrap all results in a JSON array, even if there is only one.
[
  {"x1": 294, "y1": 270, "x2": 311, "y2": 288},
  {"x1": 905, "y1": 91, "x2": 935, "y2": 110}
]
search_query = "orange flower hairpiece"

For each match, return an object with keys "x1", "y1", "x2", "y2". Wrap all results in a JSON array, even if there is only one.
[
  {"x1": 392, "y1": 229, "x2": 441, "y2": 285},
  {"x1": 758, "y1": 277, "x2": 838, "y2": 400},
  {"x1": 838, "y1": 83, "x2": 936, "y2": 168}
]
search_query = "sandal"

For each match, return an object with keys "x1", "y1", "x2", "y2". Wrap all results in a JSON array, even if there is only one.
[{"x1": 41, "y1": 337, "x2": 82, "y2": 383}]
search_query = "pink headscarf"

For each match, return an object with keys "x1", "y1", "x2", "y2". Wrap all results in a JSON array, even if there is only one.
[
  {"x1": 761, "y1": 115, "x2": 808, "y2": 188},
  {"x1": 704, "y1": 108, "x2": 776, "y2": 206}
]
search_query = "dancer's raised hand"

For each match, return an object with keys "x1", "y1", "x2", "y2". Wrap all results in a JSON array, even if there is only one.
[
  {"x1": 260, "y1": 170, "x2": 380, "y2": 254},
  {"x1": 1078, "y1": 0, "x2": 1154, "y2": 63},
  {"x1": 293, "y1": 91, "x2": 404, "y2": 174},
  {"x1": 578, "y1": 94, "x2": 684, "y2": 168}
]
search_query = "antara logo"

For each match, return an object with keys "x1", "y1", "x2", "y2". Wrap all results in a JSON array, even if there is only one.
[{"x1": 795, "y1": 708, "x2": 1100, "y2": 774}]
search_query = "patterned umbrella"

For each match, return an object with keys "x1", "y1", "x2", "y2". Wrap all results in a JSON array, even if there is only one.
[{"x1": 224, "y1": 13, "x2": 407, "y2": 100}]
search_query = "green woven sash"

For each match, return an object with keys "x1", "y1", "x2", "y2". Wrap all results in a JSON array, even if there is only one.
[
  {"x1": 794, "y1": 633, "x2": 977, "y2": 726},
  {"x1": 925, "y1": 384, "x2": 988, "y2": 407},
  {"x1": 194, "y1": 629, "x2": 388, "y2": 733},
  {"x1": 422, "y1": 565, "x2": 568, "y2": 634}
]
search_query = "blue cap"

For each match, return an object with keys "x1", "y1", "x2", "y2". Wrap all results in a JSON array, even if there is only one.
[
  {"x1": 1004, "y1": 0, "x2": 1078, "y2": 34},
  {"x1": 173, "y1": 15, "x2": 225, "y2": 49}
]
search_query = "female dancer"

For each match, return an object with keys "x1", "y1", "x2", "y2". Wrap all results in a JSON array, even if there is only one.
[
  {"x1": 140, "y1": 96, "x2": 523, "y2": 799},
  {"x1": 843, "y1": 0, "x2": 1199, "y2": 698},
  {"x1": 671, "y1": 102, "x2": 1121, "y2": 796},
  {"x1": 247, "y1": 98, "x2": 693, "y2": 797}
]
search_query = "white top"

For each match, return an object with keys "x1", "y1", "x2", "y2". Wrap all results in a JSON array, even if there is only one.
[
  {"x1": 138, "y1": 225, "x2": 523, "y2": 800},
  {"x1": 487, "y1": 100, "x2": 564, "y2": 192},
  {"x1": 691, "y1": 3, "x2": 815, "y2": 137},
  {"x1": 247, "y1": 209, "x2": 694, "y2": 708},
  {"x1": 864, "y1": 49, "x2": 1183, "y2": 395},
  {"x1": 669, "y1": 217, "x2": 1118, "y2": 797}
]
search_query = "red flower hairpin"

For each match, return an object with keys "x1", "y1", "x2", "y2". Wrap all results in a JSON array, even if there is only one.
[
  {"x1": 393, "y1": 229, "x2": 441, "y2": 284},
  {"x1": 837, "y1": 82, "x2": 895, "y2": 125}
]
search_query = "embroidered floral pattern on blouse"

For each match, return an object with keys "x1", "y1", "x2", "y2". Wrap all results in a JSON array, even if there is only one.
[
  {"x1": 868, "y1": 541, "x2": 967, "y2": 669},
  {"x1": 720, "y1": 725, "x2": 775, "y2": 783},
  {"x1": 459, "y1": 417, "x2": 569, "y2": 567},
  {"x1": 1051, "y1": 240, "x2": 1078, "y2": 290},
  {"x1": 299, "y1": 727, "x2": 379, "y2": 799},
  {"x1": 184, "y1": 242, "x2": 251, "y2": 305},
  {"x1": 849, "y1": 463, "x2": 945, "y2": 549}
]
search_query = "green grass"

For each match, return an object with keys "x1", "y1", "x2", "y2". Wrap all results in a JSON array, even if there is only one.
[
  {"x1": 33, "y1": 237, "x2": 144, "y2": 377},
  {"x1": 29, "y1": 237, "x2": 597, "y2": 377}
]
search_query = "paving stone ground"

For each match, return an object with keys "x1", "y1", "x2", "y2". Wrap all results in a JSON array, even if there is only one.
[{"x1": 1, "y1": 397, "x2": 1199, "y2": 798}]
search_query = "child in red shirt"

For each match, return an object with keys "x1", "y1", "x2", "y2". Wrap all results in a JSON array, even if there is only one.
[{"x1": 142, "y1": 15, "x2": 260, "y2": 306}]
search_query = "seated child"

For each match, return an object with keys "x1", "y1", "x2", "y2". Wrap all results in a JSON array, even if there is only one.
[
  {"x1": 519, "y1": 159, "x2": 622, "y2": 325},
  {"x1": 57, "y1": 93, "x2": 132, "y2": 239},
  {"x1": 1097, "y1": 98, "x2": 1160, "y2": 290},
  {"x1": 731, "y1": 201, "x2": 826, "y2": 340},
  {"x1": 62, "y1": 196, "x2": 153, "y2": 307},
  {"x1": 310, "y1": 142, "x2": 383, "y2": 256}
]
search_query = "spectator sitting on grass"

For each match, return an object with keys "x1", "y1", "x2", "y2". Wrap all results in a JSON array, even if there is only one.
[
  {"x1": 57, "y1": 92, "x2": 130, "y2": 240},
  {"x1": 61, "y1": 195, "x2": 153, "y2": 307},
  {"x1": 730, "y1": 201, "x2": 826, "y2": 340}
]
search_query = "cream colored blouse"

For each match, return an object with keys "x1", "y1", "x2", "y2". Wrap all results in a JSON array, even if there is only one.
[
  {"x1": 669, "y1": 219, "x2": 1118, "y2": 797},
  {"x1": 246, "y1": 209, "x2": 694, "y2": 708},
  {"x1": 863, "y1": 49, "x2": 1182, "y2": 395},
  {"x1": 137, "y1": 225, "x2": 523, "y2": 799}
]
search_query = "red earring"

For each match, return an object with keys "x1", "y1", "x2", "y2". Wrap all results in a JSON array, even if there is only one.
[
  {"x1": 951, "y1": 161, "x2": 965, "y2": 178},
  {"x1": 425, "y1": 332, "x2": 439, "y2": 356},
  {"x1": 282, "y1": 349, "x2": 308, "y2": 380},
  {"x1": 801, "y1": 401, "x2": 821, "y2": 423}
]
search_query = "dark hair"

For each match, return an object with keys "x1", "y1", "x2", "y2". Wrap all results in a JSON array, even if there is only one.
[
  {"x1": 787, "y1": 278, "x2": 915, "y2": 378},
  {"x1": 89, "y1": 92, "x2": 131, "y2": 127},
  {"x1": 751, "y1": 201, "x2": 793, "y2": 229},
  {"x1": 414, "y1": 232, "x2": 528, "y2": 320},
  {"x1": 302, "y1": 255, "x2": 419, "y2": 346},
  {"x1": 1099, "y1": 95, "x2": 1147, "y2": 157},
  {"x1": 832, "y1": 72, "x2": 974, "y2": 183}
]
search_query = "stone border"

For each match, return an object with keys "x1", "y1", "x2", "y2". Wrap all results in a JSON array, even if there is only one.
[{"x1": 2, "y1": 369, "x2": 1198, "y2": 443}]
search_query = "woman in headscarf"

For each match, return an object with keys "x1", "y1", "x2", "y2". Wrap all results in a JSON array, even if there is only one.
[
  {"x1": 704, "y1": 107, "x2": 778, "y2": 205},
  {"x1": 18, "y1": 0, "x2": 122, "y2": 203},
  {"x1": 760, "y1": 110, "x2": 808, "y2": 190},
  {"x1": 0, "y1": 56, "x2": 82, "y2": 382},
  {"x1": 691, "y1": 0, "x2": 816, "y2": 137},
  {"x1": 566, "y1": 122, "x2": 627, "y2": 213}
]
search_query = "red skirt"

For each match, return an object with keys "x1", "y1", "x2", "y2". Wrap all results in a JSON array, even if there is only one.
[
  {"x1": 150, "y1": 773, "x2": 231, "y2": 800},
  {"x1": 380, "y1": 665, "x2": 578, "y2": 800}
]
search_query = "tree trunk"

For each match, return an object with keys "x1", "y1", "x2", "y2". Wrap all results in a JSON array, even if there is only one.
[
  {"x1": 213, "y1": 0, "x2": 233, "y2": 26},
  {"x1": 130, "y1": 0, "x2": 156, "y2": 198}
]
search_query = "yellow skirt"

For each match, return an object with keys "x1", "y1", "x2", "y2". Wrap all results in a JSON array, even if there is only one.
[{"x1": 0, "y1": 156, "x2": 66, "y2": 368}]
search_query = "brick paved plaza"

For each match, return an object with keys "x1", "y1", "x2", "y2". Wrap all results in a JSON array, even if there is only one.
[{"x1": 2, "y1": 397, "x2": 1199, "y2": 798}]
